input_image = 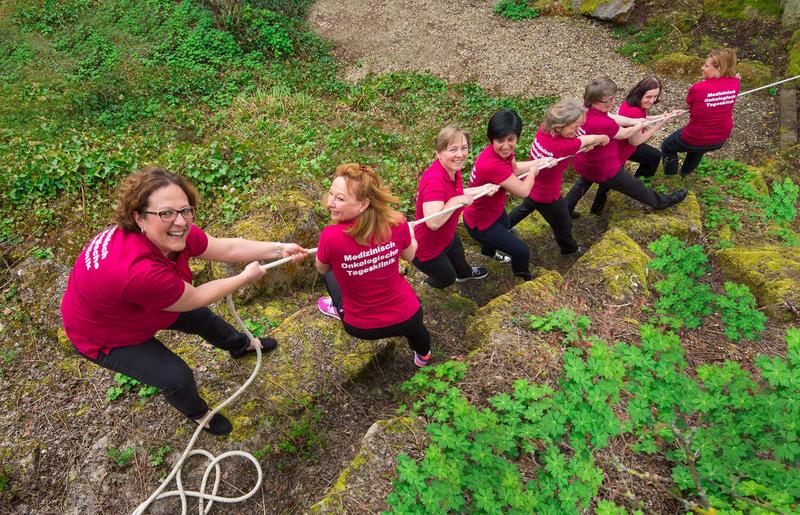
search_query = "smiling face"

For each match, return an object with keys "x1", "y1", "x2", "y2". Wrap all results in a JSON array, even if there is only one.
[
  {"x1": 326, "y1": 176, "x2": 369, "y2": 223},
  {"x1": 558, "y1": 115, "x2": 586, "y2": 138},
  {"x1": 436, "y1": 134, "x2": 469, "y2": 176},
  {"x1": 702, "y1": 56, "x2": 720, "y2": 79},
  {"x1": 132, "y1": 183, "x2": 193, "y2": 257},
  {"x1": 640, "y1": 87, "x2": 660, "y2": 110},
  {"x1": 491, "y1": 134, "x2": 517, "y2": 160}
]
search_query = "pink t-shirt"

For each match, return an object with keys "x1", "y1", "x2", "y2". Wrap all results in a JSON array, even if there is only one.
[
  {"x1": 681, "y1": 76, "x2": 740, "y2": 146},
  {"x1": 528, "y1": 126, "x2": 582, "y2": 204},
  {"x1": 414, "y1": 160, "x2": 464, "y2": 262},
  {"x1": 616, "y1": 101, "x2": 647, "y2": 164},
  {"x1": 61, "y1": 225, "x2": 209, "y2": 359},
  {"x1": 463, "y1": 145, "x2": 515, "y2": 231},
  {"x1": 572, "y1": 108, "x2": 621, "y2": 183},
  {"x1": 317, "y1": 220, "x2": 419, "y2": 329}
]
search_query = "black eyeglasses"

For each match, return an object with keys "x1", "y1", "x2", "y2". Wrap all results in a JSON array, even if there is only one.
[
  {"x1": 599, "y1": 96, "x2": 617, "y2": 105},
  {"x1": 140, "y1": 206, "x2": 196, "y2": 222}
]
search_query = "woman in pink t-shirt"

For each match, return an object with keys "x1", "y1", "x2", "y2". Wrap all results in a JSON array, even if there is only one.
[
  {"x1": 462, "y1": 109, "x2": 553, "y2": 281},
  {"x1": 315, "y1": 163, "x2": 432, "y2": 367},
  {"x1": 412, "y1": 125, "x2": 499, "y2": 288},
  {"x1": 61, "y1": 167, "x2": 308, "y2": 435},
  {"x1": 565, "y1": 77, "x2": 688, "y2": 217},
  {"x1": 661, "y1": 48, "x2": 741, "y2": 176},
  {"x1": 591, "y1": 76, "x2": 676, "y2": 214},
  {"x1": 508, "y1": 98, "x2": 610, "y2": 257}
]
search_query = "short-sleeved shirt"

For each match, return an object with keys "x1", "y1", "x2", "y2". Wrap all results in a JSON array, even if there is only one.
[
  {"x1": 681, "y1": 76, "x2": 740, "y2": 146},
  {"x1": 572, "y1": 107, "x2": 621, "y2": 183},
  {"x1": 616, "y1": 101, "x2": 647, "y2": 164},
  {"x1": 317, "y1": 220, "x2": 419, "y2": 329},
  {"x1": 414, "y1": 160, "x2": 464, "y2": 262},
  {"x1": 528, "y1": 127, "x2": 582, "y2": 204},
  {"x1": 463, "y1": 145, "x2": 515, "y2": 230},
  {"x1": 61, "y1": 225, "x2": 209, "y2": 359}
]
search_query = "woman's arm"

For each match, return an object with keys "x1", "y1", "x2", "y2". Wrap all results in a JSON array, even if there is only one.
[
  {"x1": 499, "y1": 167, "x2": 538, "y2": 199},
  {"x1": 164, "y1": 262, "x2": 266, "y2": 312},
  {"x1": 608, "y1": 113, "x2": 640, "y2": 127},
  {"x1": 315, "y1": 256, "x2": 331, "y2": 274},
  {"x1": 421, "y1": 194, "x2": 473, "y2": 231},
  {"x1": 512, "y1": 157, "x2": 553, "y2": 176},
  {"x1": 612, "y1": 121, "x2": 645, "y2": 140},
  {"x1": 578, "y1": 134, "x2": 610, "y2": 150},
  {"x1": 199, "y1": 235, "x2": 307, "y2": 263},
  {"x1": 628, "y1": 119, "x2": 665, "y2": 146}
]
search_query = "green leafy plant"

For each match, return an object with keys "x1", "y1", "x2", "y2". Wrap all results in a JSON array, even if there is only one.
[
  {"x1": 526, "y1": 308, "x2": 591, "y2": 345},
  {"x1": 106, "y1": 446, "x2": 134, "y2": 467},
  {"x1": 716, "y1": 282, "x2": 767, "y2": 342},
  {"x1": 106, "y1": 373, "x2": 159, "y2": 401},
  {"x1": 493, "y1": 0, "x2": 540, "y2": 21},
  {"x1": 148, "y1": 444, "x2": 172, "y2": 468},
  {"x1": 762, "y1": 177, "x2": 798, "y2": 227}
]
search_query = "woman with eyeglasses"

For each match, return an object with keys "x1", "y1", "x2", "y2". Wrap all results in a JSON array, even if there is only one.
[
  {"x1": 411, "y1": 125, "x2": 498, "y2": 288},
  {"x1": 61, "y1": 166, "x2": 308, "y2": 435},
  {"x1": 661, "y1": 48, "x2": 740, "y2": 176},
  {"x1": 315, "y1": 163, "x2": 433, "y2": 367},
  {"x1": 565, "y1": 77, "x2": 688, "y2": 217},
  {"x1": 508, "y1": 98, "x2": 611, "y2": 257},
  {"x1": 590, "y1": 76, "x2": 676, "y2": 214}
]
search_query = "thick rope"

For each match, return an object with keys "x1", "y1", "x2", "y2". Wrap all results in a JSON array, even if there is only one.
[{"x1": 132, "y1": 251, "x2": 318, "y2": 515}]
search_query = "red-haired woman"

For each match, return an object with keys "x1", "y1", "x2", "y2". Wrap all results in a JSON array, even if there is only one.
[{"x1": 315, "y1": 163, "x2": 432, "y2": 367}]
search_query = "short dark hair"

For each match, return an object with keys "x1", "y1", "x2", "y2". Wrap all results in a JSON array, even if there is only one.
[
  {"x1": 487, "y1": 109, "x2": 523, "y2": 142},
  {"x1": 114, "y1": 167, "x2": 199, "y2": 232},
  {"x1": 625, "y1": 76, "x2": 662, "y2": 108}
]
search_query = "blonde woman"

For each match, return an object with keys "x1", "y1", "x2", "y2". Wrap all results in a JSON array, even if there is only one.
[{"x1": 315, "y1": 163, "x2": 432, "y2": 367}]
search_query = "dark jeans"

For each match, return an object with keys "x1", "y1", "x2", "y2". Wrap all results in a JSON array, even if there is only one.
[
  {"x1": 412, "y1": 235, "x2": 473, "y2": 288},
  {"x1": 464, "y1": 211, "x2": 531, "y2": 280},
  {"x1": 323, "y1": 272, "x2": 431, "y2": 355},
  {"x1": 661, "y1": 128, "x2": 725, "y2": 176},
  {"x1": 508, "y1": 196, "x2": 578, "y2": 254},
  {"x1": 566, "y1": 167, "x2": 674, "y2": 214},
  {"x1": 79, "y1": 307, "x2": 250, "y2": 419},
  {"x1": 592, "y1": 143, "x2": 661, "y2": 213}
]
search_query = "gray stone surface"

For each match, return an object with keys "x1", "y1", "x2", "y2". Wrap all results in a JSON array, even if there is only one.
[
  {"x1": 779, "y1": 88, "x2": 798, "y2": 148},
  {"x1": 783, "y1": 0, "x2": 800, "y2": 29},
  {"x1": 573, "y1": 0, "x2": 635, "y2": 22}
]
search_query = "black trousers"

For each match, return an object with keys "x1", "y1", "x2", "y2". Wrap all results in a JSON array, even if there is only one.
[
  {"x1": 661, "y1": 128, "x2": 725, "y2": 176},
  {"x1": 464, "y1": 211, "x2": 531, "y2": 280},
  {"x1": 508, "y1": 196, "x2": 578, "y2": 254},
  {"x1": 79, "y1": 307, "x2": 251, "y2": 419},
  {"x1": 592, "y1": 143, "x2": 661, "y2": 213},
  {"x1": 412, "y1": 235, "x2": 473, "y2": 288},
  {"x1": 566, "y1": 167, "x2": 674, "y2": 214},
  {"x1": 323, "y1": 272, "x2": 431, "y2": 355}
]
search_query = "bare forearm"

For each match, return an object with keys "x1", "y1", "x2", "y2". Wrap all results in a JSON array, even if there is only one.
[{"x1": 213, "y1": 238, "x2": 282, "y2": 263}]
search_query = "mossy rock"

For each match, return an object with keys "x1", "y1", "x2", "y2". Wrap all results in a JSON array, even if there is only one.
[
  {"x1": 703, "y1": 0, "x2": 782, "y2": 20},
  {"x1": 532, "y1": 0, "x2": 571, "y2": 15},
  {"x1": 713, "y1": 245, "x2": 800, "y2": 320},
  {"x1": 788, "y1": 29, "x2": 800, "y2": 77},
  {"x1": 513, "y1": 209, "x2": 552, "y2": 244},
  {"x1": 207, "y1": 191, "x2": 323, "y2": 303},
  {"x1": 571, "y1": 0, "x2": 634, "y2": 22},
  {"x1": 10, "y1": 258, "x2": 71, "y2": 347},
  {"x1": 606, "y1": 191, "x2": 703, "y2": 244},
  {"x1": 738, "y1": 59, "x2": 773, "y2": 89},
  {"x1": 567, "y1": 228, "x2": 650, "y2": 301},
  {"x1": 246, "y1": 306, "x2": 395, "y2": 409},
  {"x1": 310, "y1": 416, "x2": 428, "y2": 513},
  {"x1": 654, "y1": 53, "x2": 704, "y2": 81},
  {"x1": 465, "y1": 270, "x2": 563, "y2": 351}
]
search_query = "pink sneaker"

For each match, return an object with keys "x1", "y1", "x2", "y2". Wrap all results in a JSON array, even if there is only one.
[
  {"x1": 414, "y1": 352, "x2": 431, "y2": 368},
  {"x1": 317, "y1": 296, "x2": 340, "y2": 320}
]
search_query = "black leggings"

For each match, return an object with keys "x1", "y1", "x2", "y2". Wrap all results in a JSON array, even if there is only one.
[
  {"x1": 78, "y1": 307, "x2": 250, "y2": 419},
  {"x1": 661, "y1": 128, "x2": 725, "y2": 176},
  {"x1": 464, "y1": 211, "x2": 531, "y2": 280},
  {"x1": 412, "y1": 235, "x2": 473, "y2": 288},
  {"x1": 508, "y1": 196, "x2": 578, "y2": 254},
  {"x1": 324, "y1": 272, "x2": 431, "y2": 355},
  {"x1": 592, "y1": 143, "x2": 661, "y2": 213},
  {"x1": 566, "y1": 167, "x2": 674, "y2": 214}
]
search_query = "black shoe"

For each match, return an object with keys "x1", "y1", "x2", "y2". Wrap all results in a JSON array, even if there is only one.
[
  {"x1": 665, "y1": 189, "x2": 688, "y2": 207},
  {"x1": 482, "y1": 251, "x2": 511, "y2": 263},
  {"x1": 230, "y1": 337, "x2": 278, "y2": 359},
  {"x1": 570, "y1": 211, "x2": 581, "y2": 219},
  {"x1": 193, "y1": 413, "x2": 233, "y2": 436},
  {"x1": 562, "y1": 245, "x2": 588, "y2": 258},
  {"x1": 456, "y1": 266, "x2": 489, "y2": 282}
]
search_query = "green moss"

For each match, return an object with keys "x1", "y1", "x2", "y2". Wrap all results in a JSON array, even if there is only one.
[
  {"x1": 788, "y1": 30, "x2": 800, "y2": 78},
  {"x1": 569, "y1": 228, "x2": 650, "y2": 301},
  {"x1": 738, "y1": 60, "x2": 773, "y2": 89},
  {"x1": 703, "y1": 0, "x2": 782, "y2": 19},
  {"x1": 466, "y1": 270, "x2": 562, "y2": 350},
  {"x1": 512, "y1": 208, "x2": 551, "y2": 243},
  {"x1": 607, "y1": 191, "x2": 703, "y2": 244},
  {"x1": 654, "y1": 53, "x2": 704, "y2": 80},
  {"x1": 713, "y1": 246, "x2": 800, "y2": 320}
]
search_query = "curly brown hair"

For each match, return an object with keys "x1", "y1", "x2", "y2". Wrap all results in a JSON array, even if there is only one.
[{"x1": 113, "y1": 166, "x2": 200, "y2": 232}]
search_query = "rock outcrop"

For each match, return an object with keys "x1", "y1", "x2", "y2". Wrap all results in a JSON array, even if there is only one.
[{"x1": 572, "y1": 0, "x2": 634, "y2": 22}]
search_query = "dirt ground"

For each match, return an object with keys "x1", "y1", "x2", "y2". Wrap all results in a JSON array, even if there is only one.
[{"x1": 309, "y1": 0, "x2": 780, "y2": 164}]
